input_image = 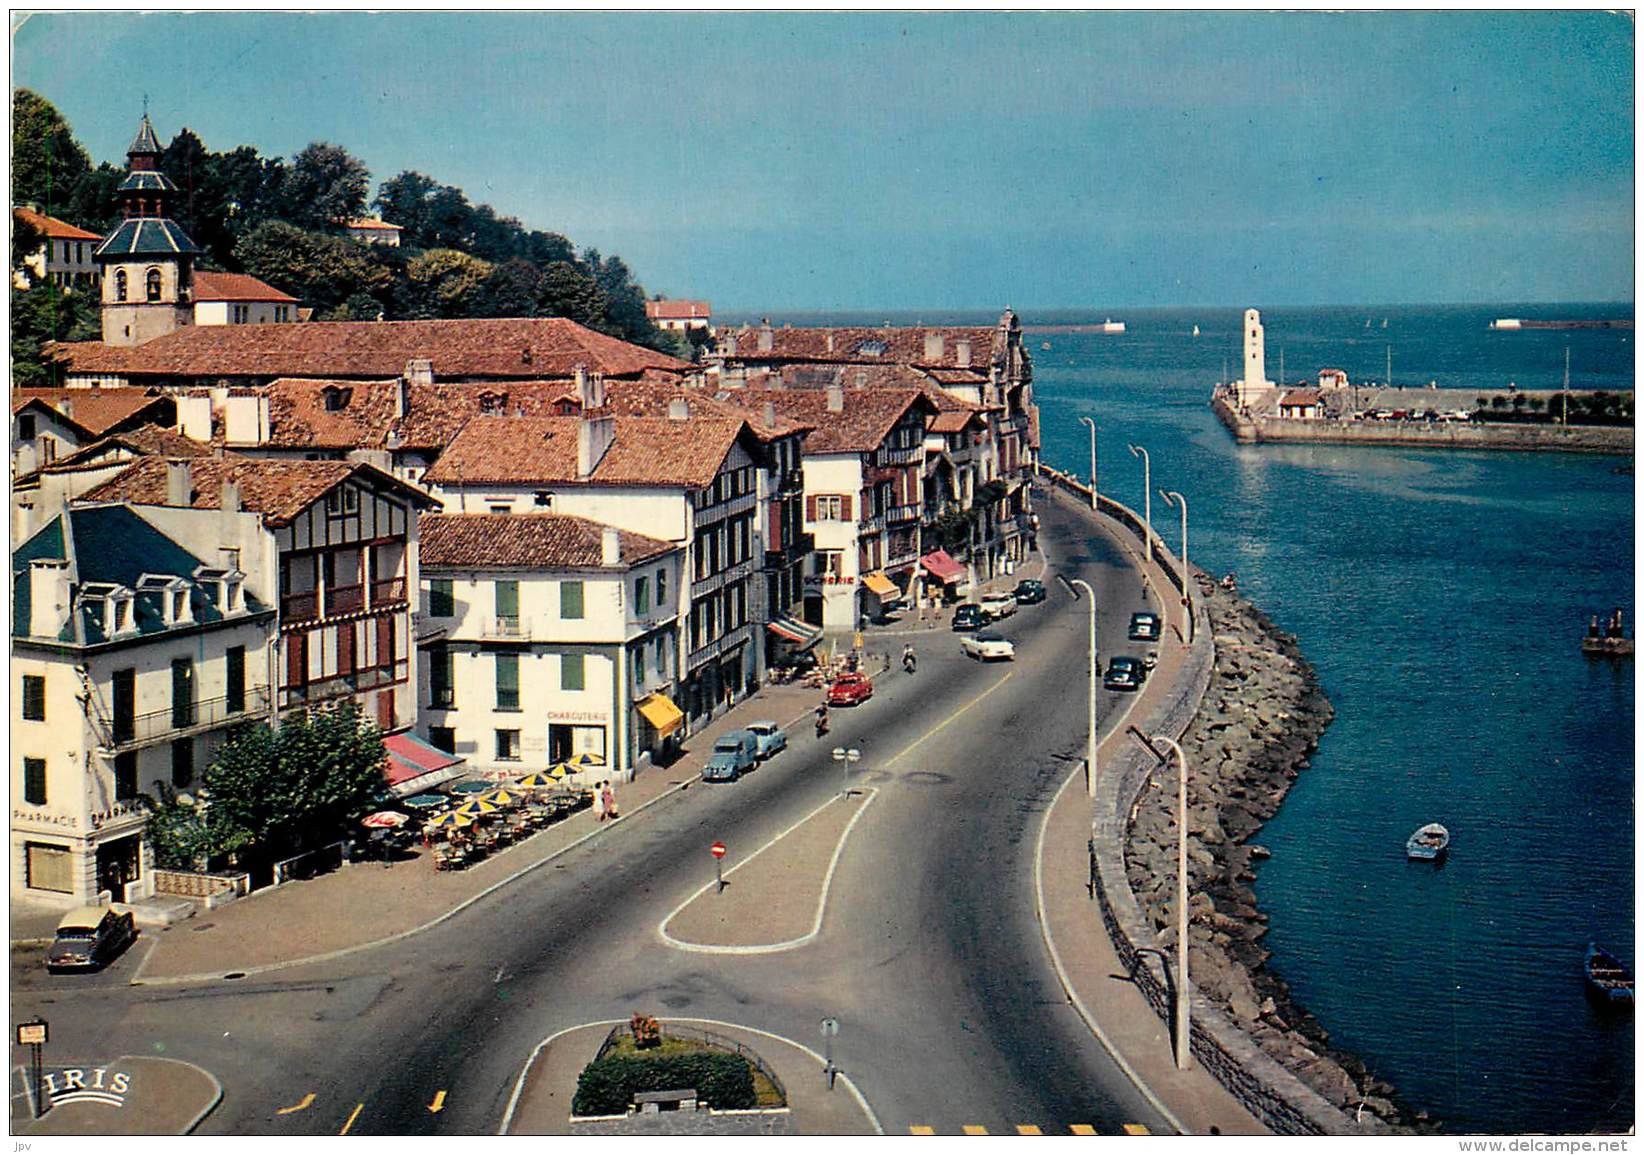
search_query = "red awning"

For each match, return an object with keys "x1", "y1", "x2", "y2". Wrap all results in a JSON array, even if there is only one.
[
  {"x1": 383, "y1": 732, "x2": 466, "y2": 797},
  {"x1": 920, "y1": 549, "x2": 966, "y2": 584}
]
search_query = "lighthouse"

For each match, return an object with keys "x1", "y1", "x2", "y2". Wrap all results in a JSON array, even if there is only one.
[{"x1": 1234, "y1": 308, "x2": 1274, "y2": 410}]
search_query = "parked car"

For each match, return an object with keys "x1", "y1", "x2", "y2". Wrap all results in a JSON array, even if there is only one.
[
  {"x1": 960, "y1": 631, "x2": 1016, "y2": 662},
  {"x1": 828, "y1": 671, "x2": 874, "y2": 706},
  {"x1": 744, "y1": 721, "x2": 788, "y2": 760},
  {"x1": 1109, "y1": 655, "x2": 1148, "y2": 683},
  {"x1": 702, "y1": 730, "x2": 760, "y2": 782},
  {"x1": 1103, "y1": 661, "x2": 1141, "y2": 692},
  {"x1": 951, "y1": 603, "x2": 987, "y2": 632},
  {"x1": 1128, "y1": 612, "x2": 1161, "y2": 641},
  {"x1": 1013, "y1": 579, "x2": 1046, "y2": 605},
  {"x1": 980, "y1": 591, "x2": 1017, "y2": 621},
  {"x1": 46, "y1": 906, "x2": 137, "y2": 973}
]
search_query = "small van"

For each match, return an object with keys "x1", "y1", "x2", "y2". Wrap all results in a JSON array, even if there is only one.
[{"x1": 702, "y1": 730, "x2": 759, "y2": 782}]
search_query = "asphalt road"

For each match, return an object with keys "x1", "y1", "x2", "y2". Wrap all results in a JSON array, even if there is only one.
[{"x1": 10, "y1": 490, "x2": 1171, "y2": 1136}]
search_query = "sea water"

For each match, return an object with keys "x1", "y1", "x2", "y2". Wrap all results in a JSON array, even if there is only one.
[{"x1": 735, "y1": 303, "x2": 1635, "y2": 1134}]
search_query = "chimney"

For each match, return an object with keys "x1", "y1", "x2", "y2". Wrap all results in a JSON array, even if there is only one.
[
  {"x1": 757, "y1": 321, "x2": 774, "y2": 353},
  {"x1": 722, "y1": 333, "x2": 737, "y2": 356},
  {"x1": 826, "y1": 385, "x2": 845, "y2": 413},
  {"x1": 955, "y1": 339, "x2": 972, "y2": 368},
  {"x1": 404, "y1": 358, "x2": 434, "y2": 387},
  {"x1": 58, "y1": 397, "x2": 73, "y2": 421},
  {"x1": 395, "y1": 376, "x2": 410, "y2": 419},
  {"x1": 924, "y1": 332, "x2": 945, "y2": 362},
  {"x1": 165, "y1": 460, "x2": 193, "y2": 507},
  {"x1": 667, "y1": 397, "x2": 690, "y2": 422},
  {"x1": 219, "y1": 477, "x2": 241, "y2": 513},
  {"x1": 224, "y1": 394, "x2": 270, "y2": 445},
  {"x1": 576, "y1": 365, "x2": 605, "y2": 410},
  {"x1": 763, "y1": 400, "x2": 777, "y2": 429},
  {"x1": 574, "y1": 363, "x2": 588, "y2": 402},
  {"x1": 28, "y1": 558, "x2": 71, "y2": 639},
  {"x1": 600, "y1": 526, "x2": 621, "y2": 567},
  {"x1": 176, "y1": 394, "x2": 212, "y2": 442},
  {"x1": 576, "y1": 412, "x2": 616, "y2": 479}
]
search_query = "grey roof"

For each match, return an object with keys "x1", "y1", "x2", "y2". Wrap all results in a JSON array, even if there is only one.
[
  {"x1": 128, "y1": 114, "x2": 163, "y2": 156},
  {"x1": 94, "y1": 217, "x2": 201, "y2": 260},
  {"x1": 117, "y1": 171, "x2": 177, "y2": 194},
  {"x1": 13, "y1": 505, "x2": 267, "y2": 647}
]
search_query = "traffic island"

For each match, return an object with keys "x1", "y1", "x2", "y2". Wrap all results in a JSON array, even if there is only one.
[
  {"x1": 18, "y1": 1055, "x2": 221, "y2": 1135},
  {"x1": 659, "y1": 789, "x2": 875, "y2": 952}
]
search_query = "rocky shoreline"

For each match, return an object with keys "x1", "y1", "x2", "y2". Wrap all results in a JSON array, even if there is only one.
[{"x1": 1123, "y1": 578, "x2": 1437, "y2": 1134}]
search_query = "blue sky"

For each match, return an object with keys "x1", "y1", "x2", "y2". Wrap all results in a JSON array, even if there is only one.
[{"x1": 12, "y1": 10, "x2": 1635, "y2": 311}]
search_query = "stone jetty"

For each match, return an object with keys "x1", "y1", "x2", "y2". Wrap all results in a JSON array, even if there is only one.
[{"x1": 1123, "y1": 578, "x2": 1436, "y2": 1133}]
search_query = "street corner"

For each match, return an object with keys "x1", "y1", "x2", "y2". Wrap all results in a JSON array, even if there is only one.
[
  {"x1": 659, "y1": 787, "x2": 876, "y2": 953},
  {"x1": 18, "y1": 1054, "x2": 222, "y2": 1135}
]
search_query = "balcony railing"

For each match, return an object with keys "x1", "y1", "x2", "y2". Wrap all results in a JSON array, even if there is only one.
[
  {"x1": 104, "y1": 685, "x2": 272, "y2": 752},
  {"x1": 483, "y1": 615, "x2": 524, "y2": 639},
  {"x1": 687, "y1": 622, "x2": 754, "y2": 672},
  {"x1": 282, "y1": 575, "x2": 408, "y2": 625},
  {"x1": 691, "y1": 557, "x2": 758, "y2": 596},
  {"x1": 776, "y1": 468, "x2": 804, "y2": 495},
  {"x1": 764, "y1": 532, "x2": 814, "y2": 569},
  {"x1": 328, "y1": 583, "x2": 365, "y2": 614},
  {"x1": 280, "y1": 660, "x2": 408, "y2": 710},
  {"x1": 372, "y1": 576, "x2": 408, "y2": 605},
  {"x1": 876, "y1": 444, "x2": 922, "y2": 467},
  {"x1": 692, "y1": 489, "x2": 758, "y2": 529},
  {"x1": 858, "y1": 512, "x2": 886, "y2": 535},
  {"x1": 887, "y1": 503, "x2": 920, "y2": 525}
]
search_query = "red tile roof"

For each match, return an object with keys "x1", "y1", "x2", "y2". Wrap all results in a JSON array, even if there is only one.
[
  {"x1": 646, "y1": 299, "x2": 711, "y2": 320},
  {"x1": 78, "y1": 455, "x2": 435, "y2": 526},
  {"x1": 345, "y1": 217, "x2": 403, "y2": 232},
  {"x1": 422, "y1": 413, "x2": 751, "y2": 490},
  {"x1": 12, "y1": 387, "x2": 173, "y2": 437},
  {"x1": 718, "y1": 324, "x2": 1006, "y2": 372},
  {"x1": 48, "y1": 317, "x2": 691, "y2": 383},
  {"x1": 420, "y1": 513, "x2": 677, "y2": 570},
  {"x1": 1280, "y1": 389, "x2": 1323, "y2": 406},
  {"x1": 192, "y1": 270, "x2": 298, "y2": 303},
  {"x1": 41, "y1": 423, "x2": 218, "y2": 474},
  {"x1": 732, "y1": 387, "x2": 936, "y2": 454},
  {"x1": 600, "y1": 379, "x2": 813, "y2": 441},
  {"x1": 261, "y1": 377, "x2": 578, "y2": 450},
  {"x1": 14, "y1": 207, "x2": 101, "y2": 241}
]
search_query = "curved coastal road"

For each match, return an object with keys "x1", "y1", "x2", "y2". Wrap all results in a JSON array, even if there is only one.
[{"x1": 12, "y1": 492, "x2": 1172, "y2": 1136}]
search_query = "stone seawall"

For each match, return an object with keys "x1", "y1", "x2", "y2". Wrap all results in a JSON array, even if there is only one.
[
  {"x1": 1122, "y1": 579, "x2": 1433, "y2": 1133},
  {"x1": 1211, "y1": 400, "x2": 1632, "y2": 454}
]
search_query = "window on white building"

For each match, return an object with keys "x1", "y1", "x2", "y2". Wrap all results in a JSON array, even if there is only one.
[
  {"x1": 495, "y1": 729, "x2": 521, "y2": 762},
  {"x1": 562, "y1": 653, "x2": 585, "y2": 691},
  {"x1": 635, "y1": 576, "x2": 649, "y2": 615}
]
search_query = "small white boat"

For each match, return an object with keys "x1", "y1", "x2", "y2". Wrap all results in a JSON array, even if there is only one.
[
  {"x1": 1098, "y1": 318, "x2": 1126, "y2": 334},
  {"x1": 1406, "y1": 823, "x2": 1450, "y2": 860},
  {"x1": 1191, "y1": 324, "x2": 1200, "y2": 337}
]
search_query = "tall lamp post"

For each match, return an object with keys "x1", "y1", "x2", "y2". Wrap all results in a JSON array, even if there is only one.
[
  {"x1": 1132, "y1": 729, "x2": 1191, "y2": 1070},
  {"x1": 831, "y1": 746, "x2": 860, "y2": 798},
  {"x1": 1057, "y1": 575, "x2": 1098, "y2": 799},
  {"x1": 1078, "y1": 416, "x2": 1098, "y2": 511},
  {"x1": 1127, "y1": 443, "x2": 1152, "y2": 565},
  {"x1": 1158, "y1": 489, "x2": 1190, "y2": 643}
]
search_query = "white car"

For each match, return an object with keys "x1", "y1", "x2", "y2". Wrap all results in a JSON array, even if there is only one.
[
  {"x1": 961, "y1": 631, "x2": 1016, "y2": 661},
  {"x1": 979, "y1": 591, "x2": 1017, "y2": 621}
]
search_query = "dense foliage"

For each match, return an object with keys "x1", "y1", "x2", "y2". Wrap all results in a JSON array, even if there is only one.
[
  {"x1": 571, "y1": 1051, "x2": 757, "y2": 1116},
  {"x1": 10, "y1": 90, "x2": 690, "y2": 355},
  {"x1": 144, "y1": 703, "x2": 390, "y2": 870}
]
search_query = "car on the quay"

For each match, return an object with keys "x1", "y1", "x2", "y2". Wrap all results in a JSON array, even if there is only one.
[
  {"x1": 1014, "y1": 579, "x2": 1046, "y2": 605},
  {"x1": 960, "y1": 631, "x2": 1016, "y2": 662},
  {"x1": 827, "y1": 672, "x2": 874, "y2": 706},
  {"x1": 1109, "y1": 655, "x2": 1148, "y2": 684},
  {"x1": 1129, "y1": 612, "x2": 1161, "y2": 641},
  {"x1": 980, "y1": 591, "x2": 1017, "y2": 621},
  {"x1": 1103, "y1": 661, "x2": 1141, "y2": 692},
  {"x1": 951, "y1": 603, "x2": 987, "y2": 632},
  {"x1": 702, "y1": 730, "x2": 760, "y2": 782},
  {"x1": 745, "y1": 721, "x2": 788, "y2": 760},
  {"x1": 46, "y1": 906, "x2": 137, "y2": 973}
]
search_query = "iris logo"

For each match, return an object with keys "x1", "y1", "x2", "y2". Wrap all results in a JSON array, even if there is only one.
[{"x1": 41, "y1": 1067, "x2": 130, "y2": 1108}]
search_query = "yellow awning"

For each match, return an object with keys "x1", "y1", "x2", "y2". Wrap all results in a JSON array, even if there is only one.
[
  {"x1": 862, "y1": 571, "x2": 900, "y2": 599},
  {"x1": 636, "y1": 692, "x2": 685, "y2": 738}
]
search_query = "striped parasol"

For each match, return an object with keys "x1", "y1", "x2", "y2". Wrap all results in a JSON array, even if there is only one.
[
  {"x1": 567, "y1": 752, "x2": 606, "y2": 769},
  {"x1": 453, "y1": 798, "x2": 500, "y2": 818},
  {"x1": 423, "y1": 811, "x2": 473, "y2": 831},
  {"x1": 514, "y1": 770, "x2": 564, "y2": 789},
  {"x1": 481, "y1": 788, "x2": 523, "y2": 807}
]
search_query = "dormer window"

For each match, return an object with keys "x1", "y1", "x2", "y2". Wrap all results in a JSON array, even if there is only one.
[
  {"x1": 191, "y1": 566, "x2": 244, "y2": 615},
  {"x1": 321, "y1": 385, "x2": 352, "y2": 412},
  {"x1": 478, "y1": 391, "x2": 509, "y2": 414}
]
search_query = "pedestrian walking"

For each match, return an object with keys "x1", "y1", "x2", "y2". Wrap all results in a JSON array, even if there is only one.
[
  {"x1": 591, "y1": 780, "x2": 608, "y2": 822},
  {"x1": 601, "y1": 780, "x2": 619, "y2": 821}
]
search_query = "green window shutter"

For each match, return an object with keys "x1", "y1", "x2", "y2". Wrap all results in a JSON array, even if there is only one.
[
  {"x1": 430, "y1": 646, "x2": 453, "y2": 708},
  {"x1": 562, "y1": 652, "x2": 584, "y2": 691},
  {"x1": 21, "y1": 675, "x2": 45, "y2": 721},
  {"x1": 226, "y1": 646, "x2": 246, "y2": 714},
  {"x1": 561, "y1": 581, "x2": 584, "y2": 620},
  {"x1": 429, "y1": 579, "x2": 454, "y2": 618},
  {"x1": 23, "y1": 758, "x2": 46, "y2": 806},
  {"x1": 496, "y1": 652, "x2": 519, "y2": 710},
  {"x1": 496, "y1": 580, "x2": 519, "y2": 620},
  {"x1": 635, "y1": 577, "x2": 649, "y2": 615}
]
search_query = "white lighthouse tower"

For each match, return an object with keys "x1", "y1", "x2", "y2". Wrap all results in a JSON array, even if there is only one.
[{"x1": 1234, "y1": 308, "x2": 1274, "y2": 411}]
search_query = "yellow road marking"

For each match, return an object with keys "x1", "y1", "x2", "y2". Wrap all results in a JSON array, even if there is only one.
[
  {"x1": 1122, "y1": 1124, "x2": 1150, "y2": 1135},
  {"x1": 428, "y1": 1090, "x2": 447, "y2": 1113},
  {"x1": 885, "y1": 672, "x2": 1016, "y2": 768},
  {"x1": 1016, "y1": 1124, "x2": 1043, "y2": 1135},
  {"x1": 339, "y1": 1103, "x2": 364, "y2": 1135},
  {"x1": 276, "y1": 1092, "x2": 315, "y2": 1115},
  {"x1": 909, "y1": 1125, "x2": 936, "y2": 1135},
  {"x1": 963, "y1": 1125, "x2": 988, "y2": 1135},
  {"x1": 1070, "y1": 1123, "x2": 1098, "y2": 1135}
]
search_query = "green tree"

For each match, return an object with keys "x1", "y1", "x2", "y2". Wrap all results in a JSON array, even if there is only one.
[
  {"x1": 374, "y1": 170, "x2": 439, "y2": 239},
  {"x1": 475, "y1": 257, "x2": 544, "y2": 318},
  {"x1": 62, "y1": 162, "x2": 125, "y2": 236},
  {"x1": 237, "y1": 220, "x2": 394, "y2": 315},
  {"x1": 10, "y1": 282, "x2": 100, "y2": 388},
  {"x1": 145, "y1": 781, "x2": 251, "y2": 870},
  {"x1": 536, "y1": 259, "x2": 608, "y2": 326},
  {"x1": 404, "y1": 248, "x2": 493, "y2": 319},
  {"x1": 11, "y1": 89, "x2": 91, "y2": 215},
  {"x1": 279, "y1": 142, "x2": 372, "y2": 231},
  {"x1": 11, "y1": 213, "x2": 43, "y2": 285}
]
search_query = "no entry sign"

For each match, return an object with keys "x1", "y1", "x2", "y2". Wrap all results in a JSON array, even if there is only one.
[{"x1": 710, "y1": 841, "x2": 727, "y2": 859}]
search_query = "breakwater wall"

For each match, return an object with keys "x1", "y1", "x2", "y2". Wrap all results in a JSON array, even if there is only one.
[
  {"x1": 1036, "y1": 464, "x2": 1371, "y2": 1135},
  {"x1": 1211, "y1": 396, "x2": 1633, "y2": 454}
]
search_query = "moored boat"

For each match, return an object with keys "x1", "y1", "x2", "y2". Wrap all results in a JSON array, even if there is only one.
[
  {"x1": 1406, "y1": 822, "x2": 1449, "y2": 860},
  {"x1": 1584, "y1": 943, "x2": 1634, "y2": 1009}
]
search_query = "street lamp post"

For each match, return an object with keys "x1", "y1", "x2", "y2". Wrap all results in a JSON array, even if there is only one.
[
  {"x1": 1078, "y1": 416, "x2": 1098, "y2": 511},
  {"x1": 1158, "y1": 489, "x2": 1190, "y2": 643},
  {"x1": 1057, "y1": 576, "x2": 1099, "y2": 800},
  {"x1": 1131, "y1": 729, "x2": 1192, "y2": 1070},
  {"x1": 1127, "y1": 443, "x2": 1152, "y2": 567},
  {"x1": 831, "y1": 746, "x2": 860, "y2": 797}
]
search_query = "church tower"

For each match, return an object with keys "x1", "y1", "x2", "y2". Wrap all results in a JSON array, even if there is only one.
[
  {"x1": 93, "y1": 112, "x2": 200, "y2": 346},
  {"x1": 1234, "y1": 307, "x2": 1274, "y2": 410}
]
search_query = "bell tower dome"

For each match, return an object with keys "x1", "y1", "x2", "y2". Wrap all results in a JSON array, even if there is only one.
[{"x1": 93, "y1": 111, "x2": 201, "y2": 346}]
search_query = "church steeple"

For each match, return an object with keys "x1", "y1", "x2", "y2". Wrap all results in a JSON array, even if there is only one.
[{"x1": 94, "y1": 110, "x2": 200, "y2": 346}]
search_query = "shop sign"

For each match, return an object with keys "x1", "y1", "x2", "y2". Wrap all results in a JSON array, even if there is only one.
[
  {"x1": 89, "y1": 802, "x2": 143, "y2": 830},
  {"x1": 13, "y1": 809, "x2": 78, "y2": 830},
  {"x1": 546, "y1": 710, "x2": 607, "y2": 724}
]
